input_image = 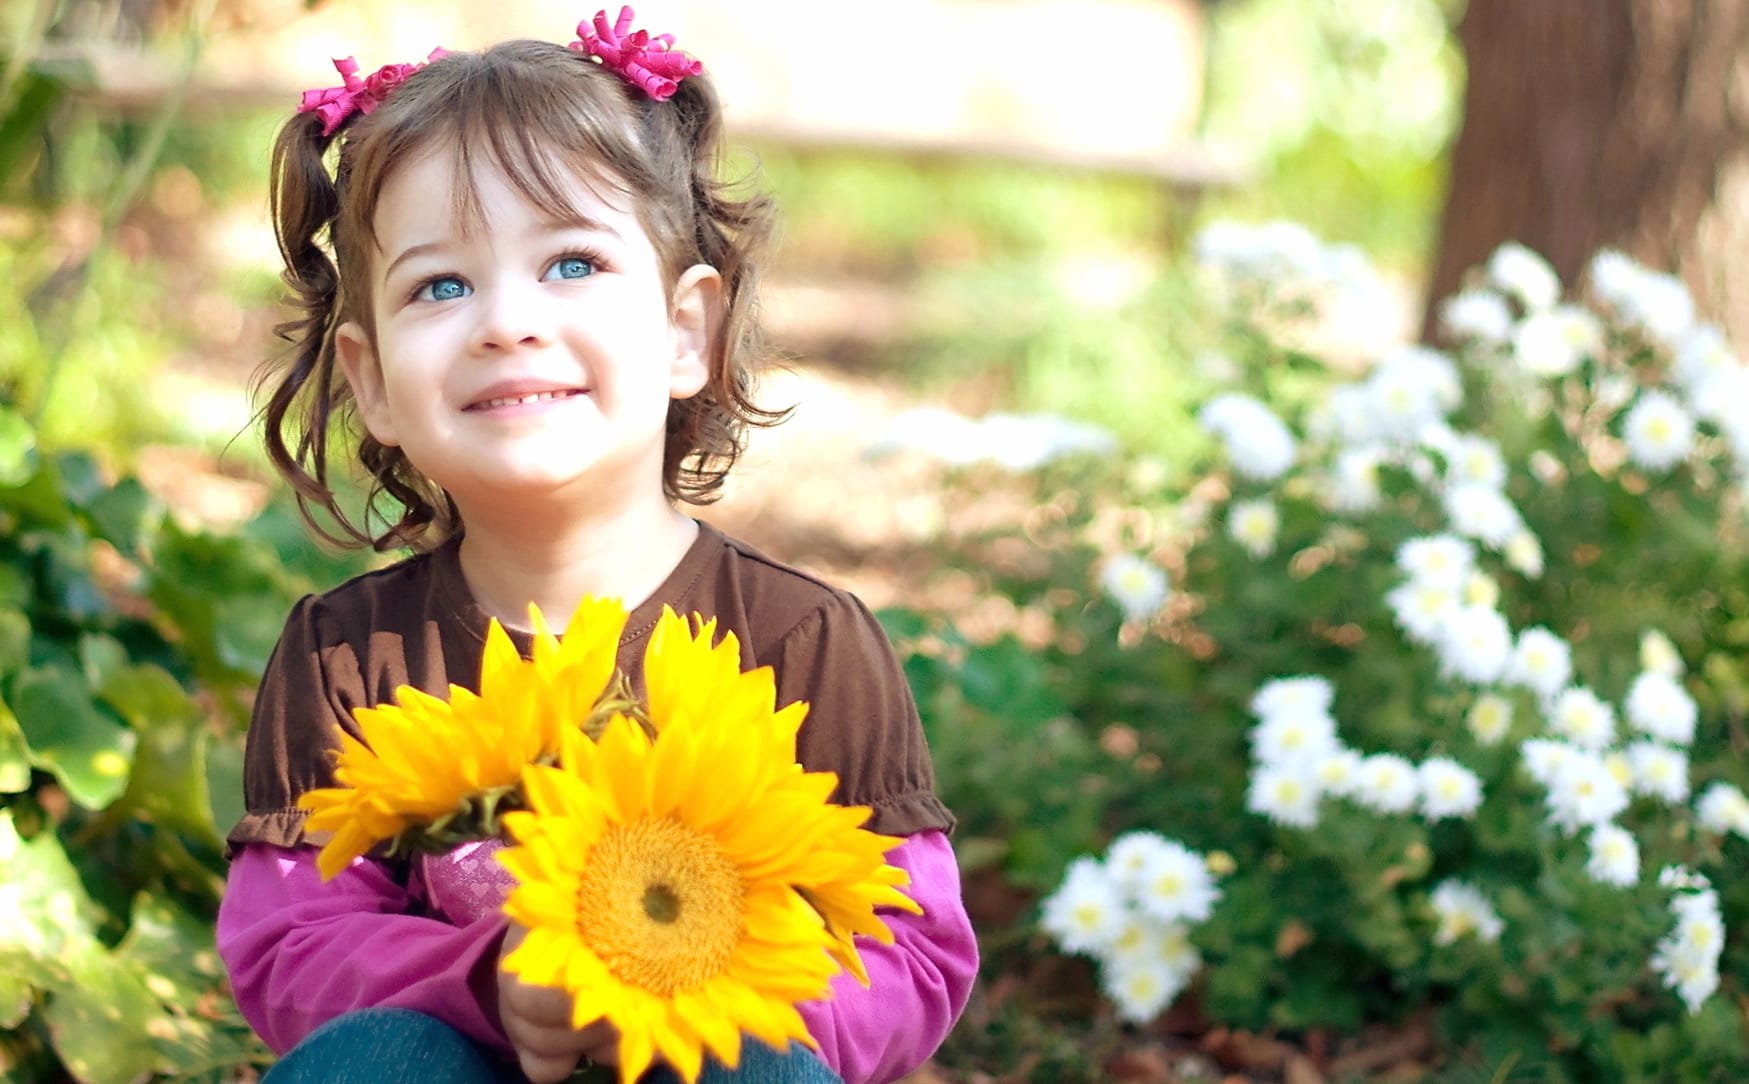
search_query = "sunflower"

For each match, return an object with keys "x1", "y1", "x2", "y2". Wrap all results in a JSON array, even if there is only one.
[
  {"x1": 497, "y1": 607, "x2": 920, "y2": 1084},
  {"x1": 298, "y1": 597, "x2": 628, "y2": 879}
]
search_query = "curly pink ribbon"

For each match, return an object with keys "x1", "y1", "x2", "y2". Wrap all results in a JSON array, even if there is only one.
[
  {"x1": 569, "y1": 6, "x2": 702, "y2": 101},
  {"x1": 297, "y1": 48, "x2": 448, "y2": 136}
]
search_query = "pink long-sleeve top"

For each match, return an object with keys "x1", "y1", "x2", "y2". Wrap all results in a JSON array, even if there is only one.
[{"x1": 217, "y1": 828, "x2": 977, "y2": 1084}]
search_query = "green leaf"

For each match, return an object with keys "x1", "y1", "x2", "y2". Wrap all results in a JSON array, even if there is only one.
[
  {"x1": 52, "y1": 451, "x2": 106, "y2": 508},
  {"x1": 99, "y1": 663, "x2": 219, "y2": 842},
  {"x1": 0, "y1": 458, "x2": 73, "y2": 528},
  {"x1": 211, "y1": 592, "x2": 294, "y2": 677},
  {"x1": 0, "y1": 961, "x2": 32, "y2": 1029},
  {"x1": 0, "y1": 695, "x2": 29, "y2": 793},
  {"x1": 0, "y1": 809, "x2": 102, "y2": 956},
  {"x1": 82, "y1": 477, "x2": 158, "y2": 557},
  {"x1": 0, "y1": 407, "x2": 37, "y2": 488},
  {"x1": 10, "y1": 665, "x2": 135, "y2": 809},
  {"x1": 38, "y1": 940, "x2": 163, "y2": 1084},
  {"x1": 115, "y1": 893, "x2": 224, "y2": 1006},
  {"x1": 205, "y1": 731, "x2": 246, "y2": 847},
  {"x1": 78, "y1": 632, "x2": 130, "y2": 690},
  {"x1": 0, "y1": 607, "x2": 29, "y2": 675}
]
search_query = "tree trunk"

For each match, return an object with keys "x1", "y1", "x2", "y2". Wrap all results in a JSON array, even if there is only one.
[{"x1": 1422, "y1": 0, "x2": 1749, "y2": 346}]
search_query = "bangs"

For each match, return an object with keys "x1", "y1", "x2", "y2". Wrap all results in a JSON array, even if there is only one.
[
  {"x1": 340, "y1": 40, "x2": 666, "y2": 274},
  {"x1": 444, "y1": 56, "x2": 646, "y2": 236}
]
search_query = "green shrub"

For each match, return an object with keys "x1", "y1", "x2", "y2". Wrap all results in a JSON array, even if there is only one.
[
  {"x1": 899, "y1": 232, "x2": 1749, "y2": 1080},
  {"x1": 0, "y1": 403, "x2": 370, "y2": 1081}
]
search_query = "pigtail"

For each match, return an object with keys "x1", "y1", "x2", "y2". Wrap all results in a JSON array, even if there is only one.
[
  {"x1": 648, "y1": 76, "x2": 790, "y2": 504},
  {"x1": 255, "y1": 112, "x2": 373, "y2": 549},
  {"x1": 254, "y1": 112, "x2": 457, "y2": 552}
]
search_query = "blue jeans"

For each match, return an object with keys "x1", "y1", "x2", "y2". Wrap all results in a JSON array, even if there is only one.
[{"x1": 263, "y1": 1008, "x2": 844, "y2": 1084}]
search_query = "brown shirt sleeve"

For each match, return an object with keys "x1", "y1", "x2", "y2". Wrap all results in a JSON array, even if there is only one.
[
  {"x1": 775, "y1": 591, "x2": 954, "y2": 838},
  {"x1": 229, "y1": 594, "x2": 364, "y2": 852}
]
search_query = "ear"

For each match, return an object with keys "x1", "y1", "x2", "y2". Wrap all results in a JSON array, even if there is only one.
[
  {"x1": 335, "y1": 321, "x2": 401, "y2": 447},
  {"x1": 667, "y1": 264, "x2": 722, "y2": 400}
]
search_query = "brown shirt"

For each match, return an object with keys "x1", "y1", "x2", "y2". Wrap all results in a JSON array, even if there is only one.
[{"x1": 230, "y1": 520, "x2": 952, "y2": 852}]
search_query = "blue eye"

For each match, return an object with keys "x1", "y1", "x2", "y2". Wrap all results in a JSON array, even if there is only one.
[
  {"x1": 545, "y1": 256, "x2": 595, "y2": 281},
  {"x1": 416, "y1": 276, "x2": 470, "y2": 302}
]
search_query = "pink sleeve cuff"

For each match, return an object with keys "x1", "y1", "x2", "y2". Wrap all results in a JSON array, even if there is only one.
[{"x1": 796, "y1": 830, "x2": 979, "y2": 1084}]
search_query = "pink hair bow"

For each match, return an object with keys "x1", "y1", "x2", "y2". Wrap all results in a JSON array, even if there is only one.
[
  {"x1": 297, "y1": 48, "x2": 448, "y2": 136},
  {"x1": 570, "y1": 6, "x2": 702, "y2": 101}
]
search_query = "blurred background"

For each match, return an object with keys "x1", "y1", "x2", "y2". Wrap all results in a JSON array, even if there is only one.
[{"x1": 8, "y1": 1, "x2": 1749, "y2": 1081}]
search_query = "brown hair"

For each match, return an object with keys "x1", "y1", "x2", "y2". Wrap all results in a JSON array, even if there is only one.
[{"x1": 258, "y1": 39, "x2": 783, "y2": 551}]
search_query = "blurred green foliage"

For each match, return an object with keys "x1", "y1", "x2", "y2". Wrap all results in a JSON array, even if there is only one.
[{"x1": 0, "y1": 402, "x2": 379, "y2": 1080}]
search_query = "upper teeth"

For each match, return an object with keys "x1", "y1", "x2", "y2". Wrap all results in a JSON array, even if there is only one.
[{"x1": 478, "y1": 390, "x2": 573, "y2": 409}]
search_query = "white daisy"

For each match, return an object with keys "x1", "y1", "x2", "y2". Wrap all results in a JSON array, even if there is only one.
[
  {"x1": 1444, "y1": 433, "x2": 1508, "y2": 490},
  {"x1": 1104, "y1": 832, "x2": 1175, "y2": 894},
  {"x1": 1246, "y1": 762, "x2": 1322, "y2": 828},
  {"x1": 1128, "y1": 841, "x2": 1221, "y2": 925},
  {"x1": 1589, "y1": 249, "x2": 1696, "y2": 347},
  {"x1": 1511, "y1": 305, "x2": 1602, "y2": 379},
  {"x1": 1639, "y1": 629, "x2": 1685, "y2": 678},
  {"x1": 1504, "y1": 626, "x2": 1573, "y2": 700},
  {"x1": 1250, "y1": 676, "x2": 1336, "y2": 721},
  {"x1": 1622, "y1": 391, "x2": 1696, "y2": 472},
  {"x1": 1672, "y1": 324, "x2": 1739, "y2": 405},
  {"x1": 1101, "y1": 953, "x2": 1191, "y2": 1023},
  {"x1": 1624, "y1": 670, "x2": 1697, "y2": 746},
  {"x1": 1040, "y1": 857, "x2": 1125, "y2": 956},
  {"x1": 1396, "y1": 534, "x2": 1476, "y2": 588},
  {"x1": 1430, "y1": 880, "x2": 1504, "y2": 945},
  {"x1": 1229, "y1": 498, "x2": 1281, "y2": 558},
  {"x1": 1328, "y1": 445, "x2": 1385, "y2": 513},
  {"x1": 1365, "y1": 359, "x2": 1448, "y2": 444},
  {"x1": 1543, "y1": 750, "x2": 1630, "y2": 834},
  {"x1": 1695, "y1": 781, "x2": 1749, "y2": 837},
  {"x1": 1487, "y1": 242, "x2": 1561, "y2": 312},
  {"x1": 1250, "y1": 710, "x2": 1341, "y2": 769},
  {"x1": 1467, "y1": 694, "x2": 1514, "y2": 746},
  {"x1": 1354, "y1": 753, "x2": 1420, "y2": 815},
  {"x1": 1521, "y1": 738, "x2": 1576, "y2": 785},
  {"x1": 1419, "y1": 757, "x2": 1484, "y2": 820},
  {"x1": 1626, "y1": 741, "x2": 1690, "y2": 804},
  {"x1": 1585, "y1": 823, "x2": 1640, "y2": 887},
  {"x1": 1547, "y1": 686, "x2": 1617, "y2": 750},
  {"x1": 1313, "y1": 747, "x2": 1364, "y2": 798},
  {"x1": 1198, "y1": 394, "x2": 1296, "y2": 482},
  {"x1": 1386, "y1": 580, "x2": 1459, "y2": 646},
  {"x1": 1462, "y1": 572, "x2": 1500, "y2": 610},
  {"x1": 1651, "y1": 885, "x2": 1724, "y2": 1013},
  {"x1": 1439, "y1": 288, "x2": 1513, "y2": 345},
  {"x1": 1100, "y1": 553, "x2": 1170, "y2": 624},
  {"x1": 1503, "y1": 529, "x2": 1545, "y2": 578},
  {"x1": 1435, "y1": 605, "x2": 1513, "y2": 686},
  {"x1": 1444, "y1": 483, "x2": 1524, "y2": 549}
]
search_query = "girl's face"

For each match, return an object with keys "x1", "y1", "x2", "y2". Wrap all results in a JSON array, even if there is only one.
[{"x1": 335, "y1": 149, "x2": 719, "y2": 524}]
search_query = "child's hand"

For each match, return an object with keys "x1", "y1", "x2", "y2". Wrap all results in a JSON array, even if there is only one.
[{"x1": 498, "y1": 924, "x2": 621, "y2": 1082}]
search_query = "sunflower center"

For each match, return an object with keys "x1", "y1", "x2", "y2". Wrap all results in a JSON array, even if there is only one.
[
  {"x1": 643, "y1": 884, "x2": 680, "y2": 923},
  {"x1": 574, "y1": 815, "x2": 746, "y2": 995}
]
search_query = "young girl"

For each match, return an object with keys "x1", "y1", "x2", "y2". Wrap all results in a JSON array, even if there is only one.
[{"x1": 215, "y1": 9, "x2": 977, "y2": 1083}]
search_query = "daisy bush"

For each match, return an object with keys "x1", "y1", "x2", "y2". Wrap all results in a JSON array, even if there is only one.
[{"x1": 886, "y1": 230, "x2": 1749, "y2": 1079}]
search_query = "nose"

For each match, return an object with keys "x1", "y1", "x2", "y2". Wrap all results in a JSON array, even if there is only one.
[{"x1": 468, "y1": 279, "x2": 554, "y2": 354}]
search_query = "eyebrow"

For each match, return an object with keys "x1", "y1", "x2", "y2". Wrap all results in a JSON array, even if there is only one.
[{"x1": 380, "y1": 213, "x2": 623, "y2": 286}]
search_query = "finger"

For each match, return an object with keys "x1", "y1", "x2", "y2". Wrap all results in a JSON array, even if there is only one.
[
  {"x1": 501, "y1": 981, "x2": 577, "y2": 1029},
  {"x1": 516, "y1": 1048, "x2": 582, "y2": 1084}
]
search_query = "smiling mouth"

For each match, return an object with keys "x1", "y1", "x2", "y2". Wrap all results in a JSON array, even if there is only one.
[{"x1": 467, "y1": 389, "x2": 585, "y2": 411}]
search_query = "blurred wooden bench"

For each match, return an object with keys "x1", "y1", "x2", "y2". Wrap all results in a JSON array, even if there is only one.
[{"x1": 32, "y1": 37, "x2": 1247, "y2": 198}]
